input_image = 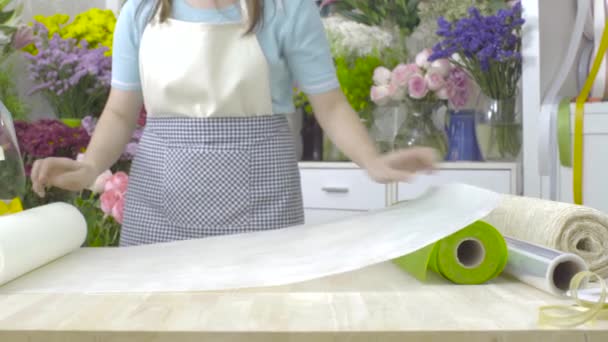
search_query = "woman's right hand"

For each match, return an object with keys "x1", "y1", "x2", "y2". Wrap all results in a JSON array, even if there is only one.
[{"x1": 30, "y1": 157, "x2": 98, "y2": 197}]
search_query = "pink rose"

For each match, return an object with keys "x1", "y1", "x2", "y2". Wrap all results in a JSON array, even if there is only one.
[
  {"x1": 370, "y1": 85, "x2": 391, "y2": 105},
  {"x1": 100, "y1": 189, "x2": 122, "y2": 215},
  {"x1": 372, "y1": 66, "x2": 392, "y2": 86},
  {"x1": 391, "y1": 63, "x2": 421, "y2": 87},
  {"x1": 91, "y1": 170, "x2": 113, "y2": 194},
  {"x1": 104, "y1": 172, "x2": 129, "y2": 193},
  {"x1": 430, "y1": 59, "x2": 451, "y2": 77},
  {"x1": 408, "y1": 74, "x2": 429, "y2": 99},
  {"x1": 112, "y1": 196, "x2": 125, "y2": 224},
  {"x1": 425, "y1": 67, "x2": 446, "y2": 91},
  {"x1": 415, "y1": 48, "x2": 433, "y2": 69}
]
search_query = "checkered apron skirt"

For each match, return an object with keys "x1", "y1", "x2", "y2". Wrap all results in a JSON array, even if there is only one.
[{"x1": 119, "y1": 115, "x2": 304, "y2": 246}]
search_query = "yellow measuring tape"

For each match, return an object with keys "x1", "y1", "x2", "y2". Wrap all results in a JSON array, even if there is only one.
[
  {"x1": 539, "y1": 271, "x2": 607, "y2": 327},
  {"x1": 573, "y1": 21, "x2": 608, "y2": 204}
]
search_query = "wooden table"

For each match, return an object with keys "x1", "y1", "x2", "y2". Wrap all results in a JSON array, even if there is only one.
[{"x1": 0, "y1": 262, "x2": 606, "y2": 341}]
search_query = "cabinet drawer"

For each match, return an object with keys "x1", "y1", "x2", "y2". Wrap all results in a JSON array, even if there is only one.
[
  {"x1": 397, "y1": 169, "x2": 513, "y2": 202},
  {"x1": 300, "y1": 169, "x2": 386, "y2": 210}
]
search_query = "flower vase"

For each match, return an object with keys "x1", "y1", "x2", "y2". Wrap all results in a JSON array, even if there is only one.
[
  {"x1": 446, "y1": 109, "x2": 483, "y2": 161},
  {"x1": 0, "y1": 100, "x2": 26, "y2": 202},
  {"x1": 396, "y1": 100, "x2": 448, "y2": 158},
  {"x1": 369, "y1": 103, "x2": 408, "y2": 153},
  {"x1": 474, "y1": 95, "x2": 522, "y2": 161}
]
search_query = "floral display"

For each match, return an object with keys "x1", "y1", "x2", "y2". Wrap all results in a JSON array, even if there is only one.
[
  {"x1": 100, "y1": 171, "x2": 128, "y2": 224},
  {"x1": 417, "y1": 0, "x2": 506, "y2": 23},
  {"x1": 368, "y1": 48, "x2": 476, "y2": 158},
  {"x1": 321, "y1": 0, "x2": 420, "y2": 36},
  {"x1": 429, "y1": 3, "x2": 524, "y2": 160},
  {"x1": 370, "y1": 49, "x2": 466, "y2": 107},
  {"x1": 23, "y1": 9, "x2": 116, "y2": 55},
  {"x1": 0, "y1": 0, "x2": 28, "y2": 58},
  {"x1": 405, "y1": 0, "x2": 511, "y2": 69},
  {"x1": 322, "y1": 16, "x2": 397, "y2": 59},
  {"x1": 25, "y1": 22, "x2": 111, "y2": 119},
  {"x1": 12, "y1": 118, "x2": 90, "y2": 208},
  {"x1": 14, "y1": 119, "x2": 90, "y2": 175},
  {"x1": 73, "y1": 161, "x2": 125, "y2": 247}
]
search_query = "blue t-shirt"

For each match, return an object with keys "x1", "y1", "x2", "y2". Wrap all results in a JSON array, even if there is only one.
[{"x1": 111, "y1": 0, "x2": 339, "y2": 114}]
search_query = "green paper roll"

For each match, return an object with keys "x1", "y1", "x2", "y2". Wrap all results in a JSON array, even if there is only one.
[{"x1": 393, "y1": 221, "x2": 508, "y2": 284}]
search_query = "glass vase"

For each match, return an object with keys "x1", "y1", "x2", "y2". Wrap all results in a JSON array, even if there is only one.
[
  {"x1": 0, "y1": 100, "x2": 26, "y2": 203},
  {"x1": 396, "y1": 100, "x2": 448, "y2": 159},
  {"x1": 474, "y1": 95, "x2": 522, "y2": 161},
  {"x1": 369, "y1": 103, "x2": 408, "y2": 153}
]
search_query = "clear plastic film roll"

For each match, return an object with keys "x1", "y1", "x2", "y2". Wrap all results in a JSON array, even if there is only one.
[
  {"x1": 502, "y1": 236, "x2": 608, "y2": 327},
  {"x1": 502, "y1": 236, "x2": 588, "y2": 296}
]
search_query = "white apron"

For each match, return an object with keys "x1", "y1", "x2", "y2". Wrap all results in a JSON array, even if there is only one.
[{"x1": 120, "y1": 0, "x2": 304, "y2": 246}]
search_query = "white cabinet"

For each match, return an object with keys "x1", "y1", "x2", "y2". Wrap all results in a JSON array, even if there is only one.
[
  {"x1": 299, "y1": 162, "x2": 519, "y2": 224},
  {"x1": 300, "y1": 167, "x2": 388, "y2": 210}
]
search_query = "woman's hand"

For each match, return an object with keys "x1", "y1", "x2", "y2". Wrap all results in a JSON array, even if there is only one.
[
  {"x1": 363, "y1": 147, "x2": 439, "y2": 184},
  {"x1": 30, "y1": 157, "x2": 98, "y2": 197},
  {"x1": 307, "y1": 89, "x2": 439, "y2": 183}
]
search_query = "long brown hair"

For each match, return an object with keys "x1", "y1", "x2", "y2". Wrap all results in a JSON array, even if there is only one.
[{"x1": 149, "y1": 0, "x2": 264, "y2": 34}]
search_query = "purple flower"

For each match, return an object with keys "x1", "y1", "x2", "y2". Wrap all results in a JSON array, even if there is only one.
[
  {"x1": 429, "y1": 3, "x2": 523, "y2": 99},
  {"x1": 430, "y1": 3, "x2": 524, "y2": 71},
  {"x1": 14, "y1": 119, "x2": 91, "y2": 175},
  {"x1": 81, "y1": 116, "x2": 97, "y2": 135},
  {"x1": 25, "y1": 22, "x2": 112, "y2": 118}
]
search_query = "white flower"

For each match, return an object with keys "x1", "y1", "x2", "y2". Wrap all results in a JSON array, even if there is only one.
[
  {"x1": 373, "y1": 67, "x2": 392, "y2": 86},
  {"x1": 323, "y1": 16, "x2": 396, "y2": 58}
]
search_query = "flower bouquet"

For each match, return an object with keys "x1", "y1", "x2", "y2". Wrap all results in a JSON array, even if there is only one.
[
  {"x1": 23, "y1": 8, "x2": 116, "y2": 55},
  {"x1": 369, "y1": 49, "x2": 471, "y2": 157},
  {"x1": 73, "y1": 166, "x2": 126, "y2": 247},
  {"x1": 320, "y1": 0, "x2": 420, "y2": 37},
  {"x1": 429, "y1": 3, "x2": 524, "y2": 161},
  {"x1": 13, "y1": 118, "x2": 90, "y2": 208},
  {"x1": 25, "y1": 22, "x2": 111, "y2": 123}
]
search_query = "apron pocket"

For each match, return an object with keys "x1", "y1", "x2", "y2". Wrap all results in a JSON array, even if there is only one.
[{"x1": 163, "y1": 145, "x2": 251, "y2": 231}]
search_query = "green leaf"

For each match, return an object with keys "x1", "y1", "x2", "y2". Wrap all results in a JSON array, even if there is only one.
[{"x1": 0, "y1": 10, "x2": 15, "y2": 24}]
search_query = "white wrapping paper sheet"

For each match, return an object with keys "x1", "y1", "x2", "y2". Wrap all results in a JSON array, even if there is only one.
[{"x1": 0, "y1": 183, "x2": 500, "y2": 294}]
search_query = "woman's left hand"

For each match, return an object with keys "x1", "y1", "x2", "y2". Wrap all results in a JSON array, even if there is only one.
[{"x1": 364, "y1": 147, "x2": 439, "y2": 184}]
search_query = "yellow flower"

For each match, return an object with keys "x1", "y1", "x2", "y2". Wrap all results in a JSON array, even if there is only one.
[{"x1": 25, "y1": 9, "x2": 116, "y2": 56}]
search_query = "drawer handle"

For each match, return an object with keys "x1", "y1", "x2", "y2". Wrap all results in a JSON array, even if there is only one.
[{"x1": 321, "y1": 186, "x2": 349, "y2": 194}]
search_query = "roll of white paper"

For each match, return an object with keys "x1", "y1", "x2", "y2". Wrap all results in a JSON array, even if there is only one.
[
  {"x1": 0, "y1": 183, "x2": 501, "y2": 294},
  {"x1": 0, "y1": 203, "x2": 87, "y2": 285},
  {"x1": 503, "y1": 236, "x2": 588, "y2": 296}
]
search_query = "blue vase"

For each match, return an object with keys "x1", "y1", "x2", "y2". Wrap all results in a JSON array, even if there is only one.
[{"x1": 446, "y1": 110, "x2": 483, "y2": 161}]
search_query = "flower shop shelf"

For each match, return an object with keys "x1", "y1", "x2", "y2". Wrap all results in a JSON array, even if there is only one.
[{"x1": 298, "y1": 161, "x2": 519, "y2": 225}]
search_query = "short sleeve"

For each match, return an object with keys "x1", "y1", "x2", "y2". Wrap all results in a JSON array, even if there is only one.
[
  {"x1": 111, "y1": 0, "x2": 147, "y2": 91},
  {"x1": 280, "y1": 0, "x2": 339, "y2": 95}
]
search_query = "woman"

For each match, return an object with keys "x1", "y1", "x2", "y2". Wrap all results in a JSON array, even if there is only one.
[{"x1": 30, "y1": 0, "x2": 437, "y2": 246}]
